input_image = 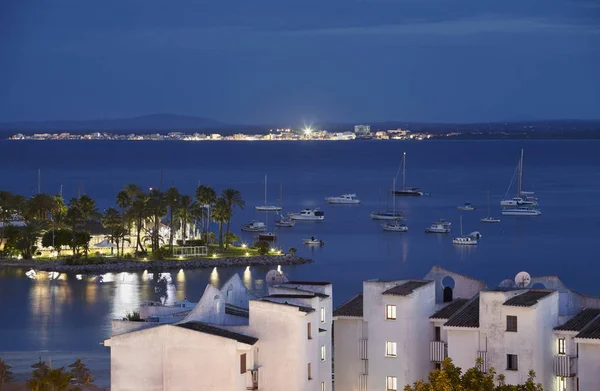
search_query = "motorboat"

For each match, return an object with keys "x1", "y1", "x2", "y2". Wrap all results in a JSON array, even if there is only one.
[
  {"x1": 303, "y1": 237, "x2": 325, "y2": 246},
  {"x1": 274, "y1": 214, "x2": 295, "y2": 227},
  {"x1": 255, "y1": 175, "x2": 282, "y2": 211},
  {"x1": 289, "y1": 208, "x2": 325, "y2": 221},
  {"x1": 394, "y1": 152, "x2": 424, "y2": 196},
  {"x1": 258, "y1": 232, "x2": 277, "y2": 241},
  {"x1": 369, "y1": 211, "x2": 404, "y2": 220},
  {"x1": 382, "y1": 222, "x2": 408, "y2": 232},
  {"x1": 457, "y1": 203, "x2": 476, "y2": 211},
  {"x1": 481, "y1": 217, "x2": 501, "y2": 223},
  {"x1": 500, "y1": 197, "x2": 537, "y2": 207},
  {"x1": 325, "y1": 193, "x2": 360, "y2": 204},
  {"x1": 452, "y1": 216, "x2": 478, "y2": 245},
  {"x1": 425, "y1": 219, "x2": 451, "y2": 234},
  {"x1": 502, "y1": 207, "x2": 542, "y2": 216},
  {"x1": 241, "y1": 221, "x2": 267, "y2": 232}
]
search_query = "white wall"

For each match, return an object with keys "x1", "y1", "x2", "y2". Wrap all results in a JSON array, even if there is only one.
[
  {"x1": 447, "y1": 329, "x2": 479, "y2": 370},
  {"x1": 577, "y1": 341, "x2": 600, "y2": 391},
  {"x1": 333, "y1": 318, "x2": 364, "y2": 391}
]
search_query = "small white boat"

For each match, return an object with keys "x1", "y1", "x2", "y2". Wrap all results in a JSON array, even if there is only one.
[
  {"x1": 370, "y1": 211, "x2": 404, "y2": 220},
  {"x1": 394, "y1": 152, "x2": 424, "y2": 196},
  {"x1": 382, "y1": 222, "x2": 408, "y2": 232},
  {"x1": 289, "y1": 208, "x2": 325, "y2": 221},
  {"x1": 502, "y1": 207, "x2": 542, "y2": 216},
  {"x1": 453, "y1": 216, "x2": 478, "y2": 245},
  {"x1": 481, "y1": 217, "x2": 501, "y2": 223},
  {"x1": 325, "y1": 193, "x2": 360, "y2": 204},
  {"x1": 274, "y1": 214, "x2": 295, "y2": 227},
  {"x1": 457, "y1": 203, "x2": 476, "y2": 211},
  {"x1": 303, "y1": 237, "x2": 325, "y2": 246},
  {"x1": 425, "y1": 219, "x2": 451, "y2": 234},
  {"x1": 255, "y1": 175, "x2": 282, "y2": 211},
  {"x1": 241, "y1": 221, "x2": 266, "y2": 232}
]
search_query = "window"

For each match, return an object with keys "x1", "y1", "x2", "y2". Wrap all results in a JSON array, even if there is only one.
[
  {"x1": 308, "y1": 322, "x2": 312, "y2": 339},
  {"x1": 321, "y1": 381, "x2": 325, "y2": 391},
  {"x1": 435, "y1": 327, "x2": 441, "y2": 342},
  {"x1": 558, "y1": 377, "x2": 566, "y2": 391},
  {"x1": 321, "y1": 345, "x2": 326, "y2": 361},
  {"x1": 240, "y1": 353, "x2": 247, "y2": 374},
  {"x1": 506, "y1": 315, "x2": 518, "y2": 332},
  {"x1": 385, "y1": 341, "x2": 397, "y2": 357},
  {"x1": 506, "y1": 354, "x2": 518, "y2": 371},
  {"x1": 435, "y1": 363, "x2": 441, "y2": 370},
  {"x1": 320, "y1": 307, "x2": 326, "y2": 323},
  {"x1": 386, "y1": 376, "x2": 397, "y2": 390},
  {"x1": 385, "y1": 305, "x2": 397, "y2": 320},
  {"x1": 558, "y1": 338, "x2": 566, "y2": 355},
  {"x1": 308, "y1": 363, "x2": 312, "y2": 380}
]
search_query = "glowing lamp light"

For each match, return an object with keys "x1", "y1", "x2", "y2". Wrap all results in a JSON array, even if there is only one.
[
  {"x1": 241, "y1": 243, "x2": 247, "y2": 249},
  {"x1": 178, "y1": 255, "x2": 183, "y2": 260},
  {"x1": 303, "y1": 127, "x2": 313, "y2": 135},
  {"x1": 270, "y1": 247, "x2": 276, "y2": 253},
  {"x1": 143, "y1": 257, "x2": 148, "y2": 261},
  {"x1": 245, "y1": 252, "x2": 250, "y2": 257},
  {"x1": 277, "y1": 250, "x2": 282, "y2": 255},
  {"x1": 277, "y1": 265, "x2": 282, "y2": 273},
  {"x1": 212, "y1": 253, "x2": 217, "y2": 258}
]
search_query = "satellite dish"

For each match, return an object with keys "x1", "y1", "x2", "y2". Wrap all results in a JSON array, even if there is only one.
[
  {"x1": 266, "y1": 269, "x2": 288, "y2": 286},
  {"x1": 514, "y1": 271, "x2": 531, "y2": 288}
]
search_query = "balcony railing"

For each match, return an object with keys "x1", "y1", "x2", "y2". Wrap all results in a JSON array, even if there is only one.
[
  {"x1": 554, "y1": 355, "x2": 577, "y2": 377},
  {"x1": 430, "y1": 341, "x2": 447, "y2": 363},
  {"x1": 477, "y1": 351, "x2": 488, "y2": 373},
  {"x1": 359, "y1": 339, "x2": 368, "y2": 360},
  {"x1": 246, "y1": 368, "x2": 259, "y2": 390}
]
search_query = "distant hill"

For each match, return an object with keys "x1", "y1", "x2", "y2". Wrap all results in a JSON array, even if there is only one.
[{"x1": 0, "y1": 114, "x2": 227, "y2": 133}]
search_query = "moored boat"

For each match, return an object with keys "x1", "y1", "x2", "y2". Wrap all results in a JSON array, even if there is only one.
[
  {"x1": 289, "y1": 208, "x2": 325, "y2": 221},
  {"x1": 481, "y1": 190, "x2": 500, "y2": 223},
  {"x1": 258, "y1": 232, "x2": 277, "y2": 241},
  {"x1": 325, "y1": 193, "x2": 360, "y2": 204},
  {"x1": 255, "y1": 175, "x2": 282, "y2": 211},
  {"x1": 457, "y1": 203, "x2": 476, "y2": 211},
  {"x1": 274, "y1": 214, "x2": 295, "y2": 227},
  {"x1": 501, "y1": 207, "x2": 542, "y2": 216},
  {"x1": 241, "y1": 221, "x2": 266, "y2": 232},
  {"x1": 453, "y1": 216, "x2": 478, "y2": 245},
  {"x1": 303, "y1": 237, "x2": 325, "y2": 246},
  {"x1": 425, "y1": 219, "x2": 451, "y2": 234},
  {"x1": 394, "y1": 152, "x2": 424, "y2": 196},
  {"x1": 382, "y1": 222, "x2": 408, "y2": 232},
  {"x1": 370, "y1": 211, "x2": 404, "y2": 220}
]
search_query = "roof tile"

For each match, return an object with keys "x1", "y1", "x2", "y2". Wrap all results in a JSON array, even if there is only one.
[
  {"x1": 177, "y1": 322, "x2": 258, "y2": 345},
  {"x1": 444, "y1": 296, "x2": 480, "y2": 328},
  {"x1": 503, "y1": 290, "x2": 554, "y2": 307},
  {"x1": 333, "y1": 293, "x2": 363, "y2": 317},
  {"x1": 576, "y1": 316, "x2": 600, "y2": 340},
  {"x1": 430, "y1": 299, "x2": 470, "y2": 320},
  {"x1": 555, "y1": 308, "x2": 600, "y2": 332},
  {"x1": 382, "y1": 280, "x2": 433, "y2": 296}
]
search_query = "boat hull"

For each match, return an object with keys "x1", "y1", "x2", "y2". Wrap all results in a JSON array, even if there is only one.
[
  {"x1": 502, "y1": 208, "x2": 541, "y2": 216},
  {"x1": 457, "y1": 207, "x2": 476, "y2": 211},
  {"x1": 303, "y1": 239, "x2": 325, "y2": 246},
  {"x1": 453, "y1": 238, "x2": 478, "y2": 245},
  {"x1": 258, "y1": 234, "x2": 277, "y2": 241},
  {"x1": 255, "y1": 206, "x2": 282, "y2": 211},
  {"x1": 370, "y1": 212, "x2": 403, "y2": 220},
  {"x1": 425, "y1": 228, "x2": 450, "y2": 234},
  {"x1": 275, "y1": 221, "x2": 295, "y2": 227},
  {"x1": 382, "y1": 224, "x2": 408, "y2": 232},
  {"x1": 326, "y1": 199, "x2": 360, "y2": 204},
  {"x1": 393, "y1": 190, "x2": 423, "y2": 196},
  {"x1": 480, "y1": 217, "x2": 501, "y2": 223}
]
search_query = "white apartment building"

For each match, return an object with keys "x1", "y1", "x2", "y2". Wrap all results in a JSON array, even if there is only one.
[
  {"x1": 333, "y1": 266, "x2": 600, "y2": 391},
  {"x1": 105, "y1": 275, "x2": 333, "y2": 391}
]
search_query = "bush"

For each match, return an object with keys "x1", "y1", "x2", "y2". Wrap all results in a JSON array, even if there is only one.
[
  {"x1": 288, "y1": 247, "x2": 297, "y2": 254},
  {"x1": 124, "y1": 311, "x2": 142, "y2": 321},
  {"x1": 176, "y1": 239, "x2": 206, "y2": 247},
  {"x1": 151, "y1": 247, "x2": 170, "y2": 260},
  {"x1": 252, "y1": 241, "x2": 270, "y2": 255}
]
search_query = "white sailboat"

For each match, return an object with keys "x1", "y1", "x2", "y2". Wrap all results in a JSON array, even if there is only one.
[
  {"x1": 394, "y1": 152, "x2": 423, "y2": 196},
  {"x1": 481, "y1": 190, "x2": 500, "y2": 223},
  {"x1": 274, "y1": 184, "x2": 295, "y2": 227},
  {"x1": 382, "y1": 178, "x2": 408, "y2": 232},
  {"x1": 453, "y1": 216, "x2": 478, "y2": 245},
  {"x1": 500, "y1": 150, "x2": 539, "y2": 208},
  {"x1": 255, "y1": 175, "x2": 282, "y2": 211},
  {"x1": 370, "y1": 188, "x2": 404, "y2": 220}
]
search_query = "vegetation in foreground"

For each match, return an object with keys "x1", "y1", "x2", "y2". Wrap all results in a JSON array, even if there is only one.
[
  {"x1": 0, "y1": 357, "x2": 95, "y2": 391},
  {"x1": 404, "y1": 358, "x2": 543, "y2": 391}
]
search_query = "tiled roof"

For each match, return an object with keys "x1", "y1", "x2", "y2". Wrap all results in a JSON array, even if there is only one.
[
  {"x1": 273, "y1": 286, "x2": 330, "y2": 297},
  {"x1": 260, "y1": 299, "x2": 315, "y2": 313},
  {"x1": 430, "y1": 299, "x2": 470, "y2": 320},
  {"x1": 177, "y1": 322, "x2": 258, "y2": 345},
  {"x1": 382, "y1": 280, "x2": 433, "y2": 296},
  {"x1": 503, "y1": 290, "x2": 554, "y2": 307},
  {"x1": 265, "y1": 294, "x2": 316, "y2": 299},
  {"x1": 225, "y1": 304, "x2": 249, "y2": 318},
  {"x1": 444, "y1": 296, "x2": 480, "y2": 328},
  {"x1": 576, "y1": 316, "x2": 600, "y2": 340},
  {"x1": 333, "y1": 293, "x2": 363, "y2": 317},
  {"x1": 285, "y1": 281, "x2": 331, "y2": 286},
  {"x1": 555, "y1": 308, "x2": 600, "y2": 331}
]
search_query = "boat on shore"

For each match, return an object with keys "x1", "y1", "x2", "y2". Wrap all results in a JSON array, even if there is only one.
[
  {"x1": 255, "y1": 175, "x2": 282, "y2": 211},
  {"x1": 457, "y1": 203, "x2": 476, "y2": 211},
  {"x1": 289, "y1": 208, "x2": 325, "y2": 221},
  {"x1": 325, "y1": 193, "x2": 360, "y2": 204},
  {"x1": 241, "y1": 221, "x2": 266, "y2": 232},
  {"x1": 425, "y1": 219, "x2": 451, "y2": 234},
  {"x1": 394, "y1": 152, "x2": 424, "y2": 196}
]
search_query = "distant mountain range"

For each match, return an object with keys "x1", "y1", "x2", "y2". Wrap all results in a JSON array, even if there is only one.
[{"x1": 0, "y1": 114, "x2": 599, "y2": 136}]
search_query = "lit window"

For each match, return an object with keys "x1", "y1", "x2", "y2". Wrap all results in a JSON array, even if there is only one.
[
  {"x1": 321, "y1": 381, "x2": 325, "y2": 391},
  {"x1": 506, "y1": 315, "x2": 517, "y2": 332},
  {"x1": 386, "y1": 305, "x2": 397, "y2": 320},
  {"x1": 558, "y1": 338, "x2": 566, "y2": 355},
  {"x1": 385, "y1": 341, "x2": 397, "y2": 357},
  {"x1": 386, "y1": 376, "x2": 397, "y2": 390},
  {"x1": 320, "y1": 307, "x2": 326, "y2": 323},
  {"x1": 506, "y1": 354, "x2": 518, "y2": 371},
  {"x1": 321, "y1": 345, "x2": 326, "y2": 361},
  {"x1": 558, "y1": 377, "x2": 566, "y2": 391}
]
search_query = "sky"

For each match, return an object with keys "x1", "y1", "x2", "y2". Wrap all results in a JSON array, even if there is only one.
[{"x1": 0, "y1": 0, "x2": 599, "y2": 125}]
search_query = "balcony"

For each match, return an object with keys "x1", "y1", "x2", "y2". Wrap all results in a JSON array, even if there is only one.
[
  {"x1": 554, "y1": 355, "x2": 577, "y2": 377},
  {"x1": 477, "y1": 351, "x2": 488, "y2": 373},
  {"x1": 430, "y1": 341, "x2": 447, "y2": 363},
  {"x1": 246, "y1": 368, "x2": 259, "y2": 390}
]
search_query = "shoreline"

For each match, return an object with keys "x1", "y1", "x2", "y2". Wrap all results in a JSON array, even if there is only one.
[{"x1": 0, "y1": 255, "x2": 312, "y2": 273}]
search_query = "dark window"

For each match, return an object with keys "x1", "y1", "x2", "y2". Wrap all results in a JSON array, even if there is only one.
[
  {"x1": 308, "y1": 322, "x2": 312, "y2": 339},
  {"x1": 435, "y1": 327, "x2": 441, "y2": 342},
  {"x1": 308, "y1": 363, "x2": 312, "y2": 380},
  {"x1": 240, "y1": 353, "x2": 247, "y2": 374},
  {"x1": 506, "y1": 316, "x2": 518, "y2": 332},
  {"x1": 558, "y1": 338, "x2": 566, "y2": 355},
  {"x1": 576, "y1": 343, "x2": 579, "y2": 358},
  {"x1": 506, "y1": 354, "x2": 518, "y2": 370},
  {"x1": 443, "y1": 287, "x2": 453, "y2": 303},
  {"x1": 435, "y1": 363, "x2": 441, "y2": 370}
]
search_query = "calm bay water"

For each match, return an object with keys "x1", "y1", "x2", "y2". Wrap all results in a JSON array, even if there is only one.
[{"x1": 1, "y1": 139, "x2": 599, "y2": 383}]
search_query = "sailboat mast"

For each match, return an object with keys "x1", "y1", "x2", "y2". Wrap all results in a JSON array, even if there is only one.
[
  {"x1": 460, "y1": 215, "x2": 463, "y2": 236},
  {"x1": 37, "y1": 168, "x2": 41, "y2": 194},
  {"x1": 487, "y1": 190, "x2": 491, "y2": 216},
  {"x1": 518, "y1": 149, "x2": 524, "y2": 196},
  {"x1": 264, "y1": 175, "x2": 267, "y2": 205},
  {"x1": 402, "y1": 152, "x2": 406, "y2": 190},
  {"x1": 392, "y1": 178, "x2": 396, "y2": 214}
]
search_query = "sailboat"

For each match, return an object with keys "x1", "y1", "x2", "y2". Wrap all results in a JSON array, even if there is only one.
[
  {"x1": 500, "y1": 150, "x2": 539, "y2": 208},
  {"x1": 255, "y1": 175, "x2": 282, "y2": 211},
  {"x1": 258, "y1": 197, "x2": 277, "y2": 241},
  {"x1": 453, "y1": 216, "x2": 478, "y2": 245},
  {"x1": 394, "y1": 152, "x2": 424, "y2": 196},
  {"x1": 370, "y1": 188, "x2": 404, "y2": 220},
  {"x1": 382, "y1": 178, "x2": 408, "y2": 232},
  {"x1": 274, "y1": 184, "x2": 295, "y2": 227},
  {"x1": 481, "y1": 190, "x2": 500, "y2": 223}
]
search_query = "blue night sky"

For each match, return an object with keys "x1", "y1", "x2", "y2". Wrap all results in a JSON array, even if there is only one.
[{"x1": 1, "y1": 0, "x2": 599, "y2": 124}]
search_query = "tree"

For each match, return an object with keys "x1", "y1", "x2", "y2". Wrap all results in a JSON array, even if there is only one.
[
  {"x1": 211, "y1": 197, "x2": 230, "y2": 248},
  {"x1": 128, "y1": 194, "x2": 149, "y2": 254},
  {"x1": 224, "y1": 231, "x2": 239, "y2": 246},
  {"x1": 116, "y1": 190, "x2": 130, "y2": 228},
  {"x1": 50, "y1": 195, "x2": 68, "y2": 228},
  {"x1": 195, "y1": 185, "x2": 217, "y2": 240},
  {"x1": 0, "y1": 191, "x2": 16, "y2": 245},
  {"x1": 68, "y1": 359, "x2": 93, "y2": 386},
  {"x1": 24, "y1": 193, "x2": 55, "y2": 221},
  {"x1": 65, "y1": 199, "x2": 84, "y2": 257},
  {"x1": 17, "y1": 221, "x2": 45, "y2": 259},
  {"x1": 252, "y1": 241, "x2": 270, "y2": 255},
  {"x1": 41, "y1": 229, "x2": 71, "y2": 256},
  {"x1": 165, "y1": 187, "x2": 180, "y2": 254},
  {"x1": 146, "y1": 189, "x2": 167, "y2": 252},
  {"x1": 1, "y1": 225, "x2": 21, "y2": 256},
  {"x1": 221, "y1": 189, "x2": 244, "y2": 249},
  {"x1": 27, "y1": 361, "x2": 80, "y2": 391},
  {"x1": 177, "y1": 194, "x2": 200, "y2": 246},
  {"x1": 0, "y1": 359, "x2": 14, "y2": 390},
  {"x1": 101, "y1": 207, "x2": 123, "y2": 256}
]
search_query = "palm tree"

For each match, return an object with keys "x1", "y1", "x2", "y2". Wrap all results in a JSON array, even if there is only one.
[
  {"x1": 211, "y1": 197, "x2": 230, "y2": 248},
  {"x1": 128, "y1": 194, "x2": 149, "y2": 254},
  {"x1": 176, "y1": 195, "x2": 200, "y2": 246},
  {"x1": 195, "y1": 185, "x2": 217, "y2": 241},
  {"x1": 116, "y1": 190, "x2": 130, "y2": 228},
  {"x1": 165, "y1": 187, "x2": 180, "y2": 254},
  {"x1": 0, "y1": 191, "x2": 15, "y2": 245},
  {"x1": 18, "y1": 221, "x2": 45, "y2": 259},
  {"x1": 221, "y1": 189, "x2": 244, "y2": 249},
  {"x1": 65, "y1": 198, "x2": 84, "y2": 256},
  {"x1": 50, "y1": 194, "x2": 68, "y2": 229},
  {"x1": 24, "y1": 193, "x2": 55, "y2": 221},
  {"x1": 146, "y1": 189, "x2": 167, "y2": 252},
  {"x1": 101, "y1": 208, "x2": 122, "y2": 256}
]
